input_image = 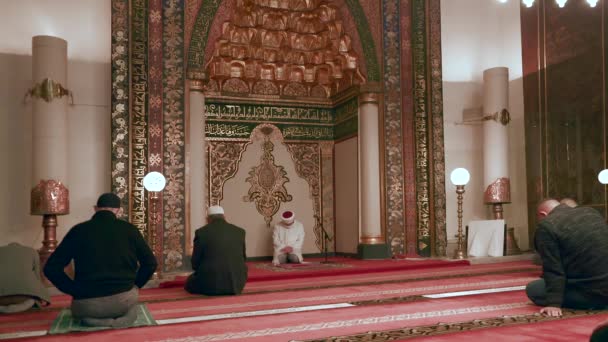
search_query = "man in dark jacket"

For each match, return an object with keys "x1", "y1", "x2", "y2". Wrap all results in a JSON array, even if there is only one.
[
  {"x1": 526, "y1": 198, "x2": 608, "y2": 317},
  {"x1": 44, "y1": 193, "x2": 157, "y2": 327},
  {"x1": 185, "y1": 206, "x2": 247, "y2": 295}
]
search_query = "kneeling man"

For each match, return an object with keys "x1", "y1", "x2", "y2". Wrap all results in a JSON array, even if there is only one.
[
  {"x1": 0, "y1": 243, "x2": 50, "y2": 313},
  {"x1": 526, "y1": 199, "x2": 608, "y2": 317},
  {"x1": 185, "y1": 206, "x2": 248, "y2": 295},
  {"x1": 44, "y1": 193, "x2": 157, "y2": 327},
  {"x1": 272, "y1": 210, "x2": 305, "y2": 266}
]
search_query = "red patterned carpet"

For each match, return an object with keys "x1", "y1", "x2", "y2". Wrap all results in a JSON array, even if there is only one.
[
  {"x1": 159, "y1": 257, "x2": 471, "y2": 287},
  {"x1": 1, "y1": 259, "x2": 602, "y2": 342}
]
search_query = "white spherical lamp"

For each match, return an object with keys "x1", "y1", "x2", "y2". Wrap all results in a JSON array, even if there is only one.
[
  {"x1": 449, "y1": 167, "x2": 470, "y2": 260},
  {"x1": 598, "y1": 169, "x2": 608, "y2": 185},
  {"x1": 143, "y1": 171, "x2": 166, "y2": 192},
  {"x1": 450, "y1": 168, "x2": 471, "y2": 186}
]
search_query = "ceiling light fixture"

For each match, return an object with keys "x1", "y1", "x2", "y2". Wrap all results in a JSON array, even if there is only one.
[{"x1": 587, "y1": 0, "x2": 599, "y2": 7}]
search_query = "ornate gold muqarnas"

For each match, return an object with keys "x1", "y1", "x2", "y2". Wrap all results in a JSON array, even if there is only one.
[
  {"x1": 484, "y1": 177, "x2": 511, "y2": 203},
  {"x1": 203, "y1": 0, "x2": 365, "y2": 99},
  {"x1": 244, "y1": 126, "x2": 292, "y2": 227},
  {"x1": 25, "y1": 78, "x2": 73, "y2": 103},
  {"x1": 31, "y1": 180, "x2": 70, "y2": 215}
]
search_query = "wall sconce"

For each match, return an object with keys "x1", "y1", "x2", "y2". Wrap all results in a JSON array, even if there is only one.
[
  {"x1": 598, "y1": 169, "x2": 608, "y2": 185},
  {"x1": 450, "y1": 168, "x2": 470, "y2": 260},
  {"x1": 556, "y1": 0, "x2": 567, "y2": 7},
  {"x1": 587, "y1": 0, "x2": 599, "y2": 7},
  {"x1": 143, "y1": 171, "x2": 166, "y2": 263}
]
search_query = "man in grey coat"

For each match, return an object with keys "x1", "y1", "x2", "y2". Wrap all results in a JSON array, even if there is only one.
[
  {"x1": 526, "y1": 198, "x2": 608, "y2": 317},
  {"x1": 185, "y1": 206, "x2": 248, "y2": 295},
  {"x1": 0, "y1": 243, "x2": 50, "y2": 313}
]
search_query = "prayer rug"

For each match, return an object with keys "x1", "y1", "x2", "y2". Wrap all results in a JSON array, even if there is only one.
[{"x1": 48, "y1": 304, "x2": 156, "y2": 335}]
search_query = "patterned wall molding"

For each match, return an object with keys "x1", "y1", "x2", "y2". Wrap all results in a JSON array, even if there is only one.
[
  {"x1": 320, "y1": 141, "x2": 335, "y2": 252},
  {"x1": 411, "y1": 0, "x2": 431, "y2": 257},
  {"x1": 400, "y1": 0, "x2": 418, "y2": 257},
  {"x1": 382, "y1": 0, "x2": 446, "y2": 257},
  {"x1": 341, "y1": 0, "x2": 380, "y2": 82},
  {"x1": 206, "y1": 122, "x2": 334, "y2": 141},
  {"x1": 186, "y1": 0, "x2": 222, "y2": 74},
  {"x1": 130, "y1": 0, "x2": 149, "y2": 236},
  {"x1": 205, "y1": 101, "x2": 336, "y2": 141},
  {"x1": 111, "y1": 0, "x2": 130, "y2": 217},
  {"x1": 206, "y1": 103, "x2": 334, "y2": 123},
  {"x1": 208, "y1": 141, "x2": 251, "y2": 206},
  {"x1": 428, "y1": 0, "x2": 447, "y2": 256},
  {"x1": 382, "y1": 0, "x2": 407, "y2": 256},
  {"x1": 148, "y1": 0, "x2": 164, "y2": 268},
  {"x1": 162, "y1": 0, "x2": 187, "y2": 272}
]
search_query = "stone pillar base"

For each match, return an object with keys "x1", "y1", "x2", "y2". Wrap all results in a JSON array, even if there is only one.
[{"x1": 357, "y1": 244, "x2": 390, "y2": 259}]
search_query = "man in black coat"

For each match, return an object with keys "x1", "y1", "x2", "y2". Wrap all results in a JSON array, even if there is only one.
[
  {"x1": 44, "y1": 193, "x2": 157, "y2": 327},
  {"x1": 185, "y1": 206, "x2": 248, "y2": 295},
  {"x1": 526, "y1": 198, "x2": 608, "y2": 317}
]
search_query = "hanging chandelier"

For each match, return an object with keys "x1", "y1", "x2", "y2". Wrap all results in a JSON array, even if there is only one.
[{"x1": 498, "y1": 0, "x2": 601, "y2": 7}]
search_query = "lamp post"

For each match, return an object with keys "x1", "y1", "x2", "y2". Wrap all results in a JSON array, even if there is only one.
[
  {"x1": 450, "y1": 168, "x2": 470, "y2": 260},
  {"x1": 143, "y1": 171, "x2": 166, "y2": 278}
]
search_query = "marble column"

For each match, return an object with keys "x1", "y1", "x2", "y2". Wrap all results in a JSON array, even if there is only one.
[
  {"x1": 483, "y1": 67, "x2": 511, "y2": 219},
  {"x1": 357, "y1": 92, "x2": 389, "y2": 259},
  {"x1": 188, "y1": 79, "x2": 206, "y2": 252},
  {"x1": 29, "y1": 36, "x2": 71, "y2": 276},
  {"x1": 31, "y1": 36, "x2": 69, "y2": 186}
]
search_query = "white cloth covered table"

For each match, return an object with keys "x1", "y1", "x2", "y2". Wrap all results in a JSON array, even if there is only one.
[{"x1": 467, "y1": 219, "x2": 505, "y2": 257}]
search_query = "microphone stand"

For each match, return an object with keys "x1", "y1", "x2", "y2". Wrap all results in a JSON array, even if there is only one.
[{"x1": 320, "y1": 227, "x2": 334, "y2": 264}]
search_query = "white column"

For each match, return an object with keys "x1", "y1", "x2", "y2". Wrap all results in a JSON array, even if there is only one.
[
  {"x1": 31, "y1": 36, "x2": 69, "y2": 186},
  {"x1": 358, "y1": 93, "x2": 383, "y2": 244},
  {"x1": 189, "y1": 80, "x2": 206, "y2": 245},
  {"x1": 482, "y1": 67, "x2": 511, "y2": 217}
]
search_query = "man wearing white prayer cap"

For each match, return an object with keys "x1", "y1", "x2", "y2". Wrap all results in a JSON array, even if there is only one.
[
  {"x1": 185, "y1": 205, "x2": 248, "y2": 295},
  {"x1": 272, "y1": 210, "x2": 305, "y2": 266}
]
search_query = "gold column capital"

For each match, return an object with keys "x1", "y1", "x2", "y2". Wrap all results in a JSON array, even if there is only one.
[
  {"x1": 319, "y1": 141, "x2": 334, "y2": 157},
  {"x1": 359, "y1": 82, "x2": 384, "y2": 94},
  {"x1": 190, "y1": 79, "x2": 205, "y2": 92},
  {"x1": 360, "y1": 236, "x2": 385, "y2": 245},
  {"x1": 359, "y1": 92, "x2": 380, "y2": 105}
]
